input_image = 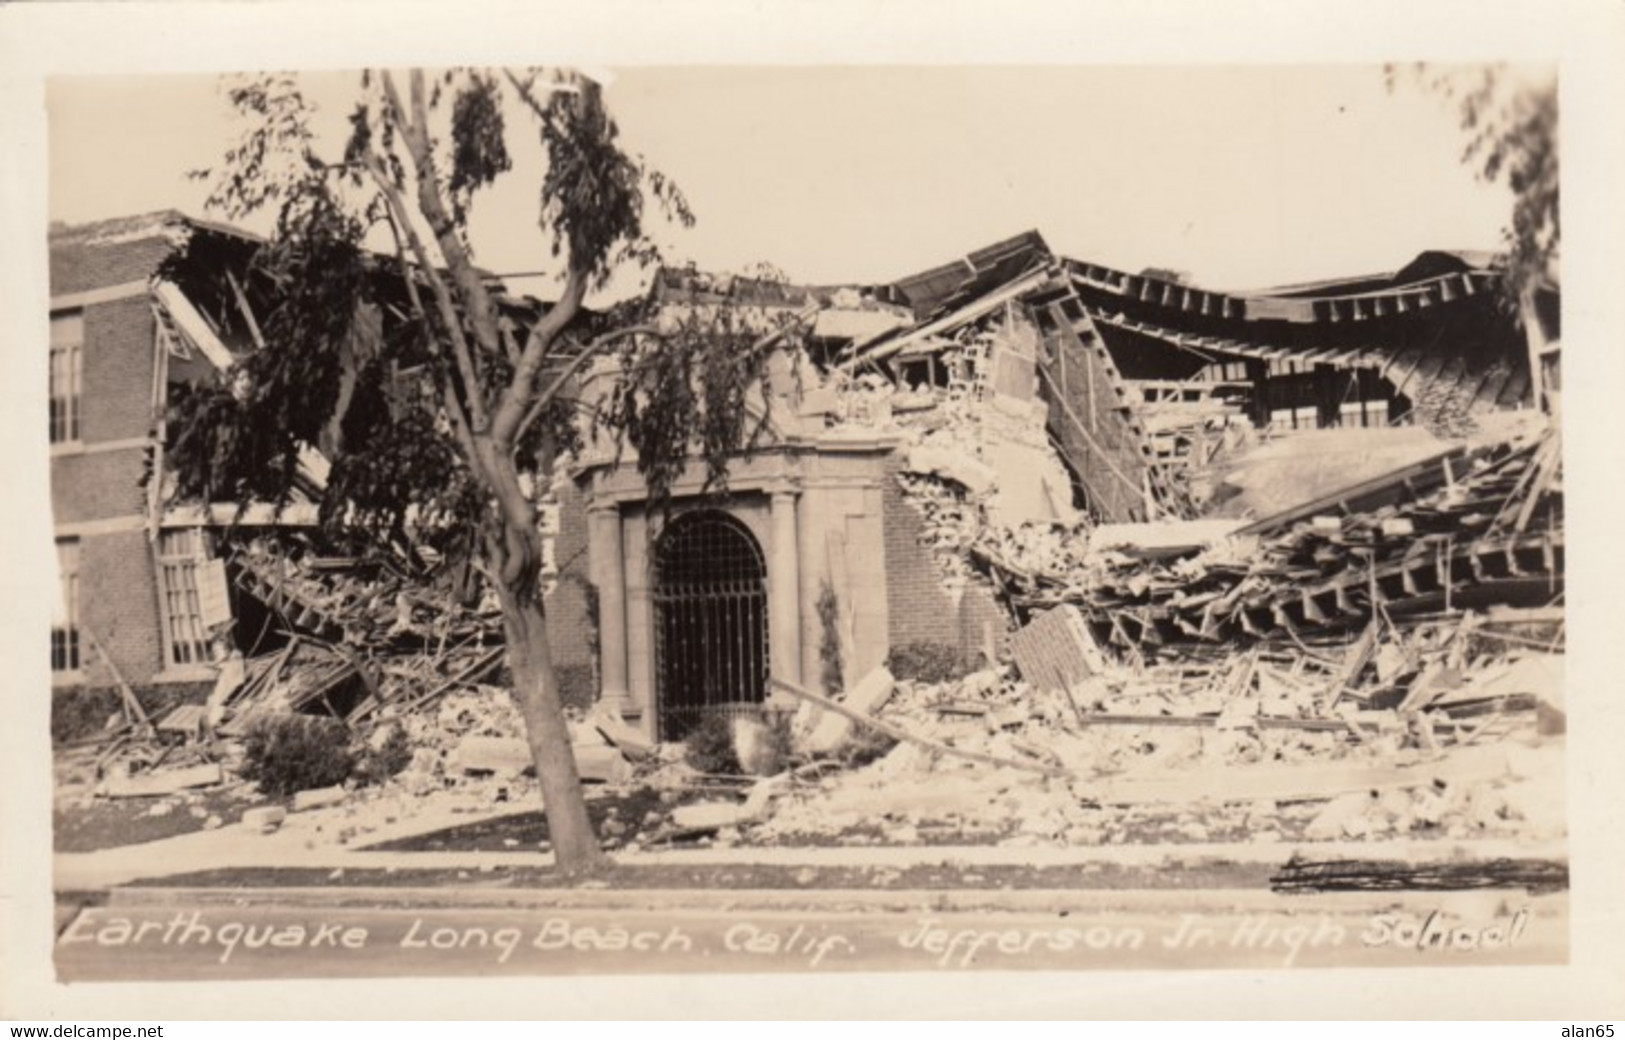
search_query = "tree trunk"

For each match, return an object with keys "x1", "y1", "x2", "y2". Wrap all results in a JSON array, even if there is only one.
[
  {"x1": 495, "y1": 576, "x2": 607, "y2": 876},
  {"x1": 1518, "y1": 287, "x2": 1551, "y2": 417}
]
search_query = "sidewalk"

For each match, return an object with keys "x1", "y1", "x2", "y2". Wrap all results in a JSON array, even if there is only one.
[{"x1": 53, "y1": 794, "x2": 1569, "y2": 892}]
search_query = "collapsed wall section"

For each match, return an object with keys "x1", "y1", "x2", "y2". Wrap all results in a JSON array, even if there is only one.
[
  {"x1": 1037, "y1": 309, "x2": 1152, "y2": 523},
  {"x1": 881, "y1": 454, "x2": 1011, "y2": 674}
]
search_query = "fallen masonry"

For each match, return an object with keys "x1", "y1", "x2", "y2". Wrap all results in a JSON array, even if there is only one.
[{"x1": 52, "y1": 230, "x2": 1565, "y2": 861}]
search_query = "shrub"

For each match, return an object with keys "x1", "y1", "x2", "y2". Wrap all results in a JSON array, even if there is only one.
[
  {"x1": 51, "y1": 688, "x2": 123, "y2": 745},
  {"x1": 682, "y1": 712, "x2": 740, "y2": 775},
  {"x1": 816, "y1": 581, "x2": 844, "y2": 695},
  {"x1": 885, "y1": 641, "x2": 970, "y2": 685},
  {"x1": 240, "y1": 714, "x2": 355, "y2": 797}
]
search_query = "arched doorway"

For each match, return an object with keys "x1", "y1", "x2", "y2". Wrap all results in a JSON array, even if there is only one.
[{"x1": 652, "y1": 510, "x2": 769, "y2": 740}]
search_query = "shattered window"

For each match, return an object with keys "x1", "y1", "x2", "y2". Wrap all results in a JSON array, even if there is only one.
[
  {"x1": 1339, "y1": 399, "x2": 1391, "y2": 428},
  {"x1": 157, "y1": 528, "x2": 212, "y2": 667},
  {"x1": 49, "y1": 312, "x2": 83, "y2": 444},
  {"x1": 1270, "y1": 405, "x2": 1319, "y2": 432},
  {"x1": 52, "y1": 538, "x2": 80, "y2": 673}
]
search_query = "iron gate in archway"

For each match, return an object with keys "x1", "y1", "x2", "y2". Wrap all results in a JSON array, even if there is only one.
[{"x1": 652, "y1": 510, "x2": 770, "y2": 740}]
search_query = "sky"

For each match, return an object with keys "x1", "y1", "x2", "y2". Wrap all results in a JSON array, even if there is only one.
[{"x1": 47, "y1": 65, "x2": 1530, "y2": 302}]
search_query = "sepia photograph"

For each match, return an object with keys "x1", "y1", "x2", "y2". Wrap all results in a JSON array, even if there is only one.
[{"x1": 4, "y1": 0, "x2": 1624, "y2": 1023}]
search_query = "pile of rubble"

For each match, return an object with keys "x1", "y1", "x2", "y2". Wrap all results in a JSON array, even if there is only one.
[
  {"x1": 721, "y1": 598, "x2": 1564, "y2": 849},
  {"x1": 660, "y1": 418, "x2": 1566, "y2": 852}
]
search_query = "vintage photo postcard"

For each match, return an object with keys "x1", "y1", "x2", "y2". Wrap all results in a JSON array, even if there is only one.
[{"x1": 3, "y1": 0, "x2": 1623, "y2": 1022}]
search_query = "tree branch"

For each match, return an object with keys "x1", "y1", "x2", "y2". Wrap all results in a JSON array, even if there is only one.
[
  {"x1": 379, "y1": 69, "x2": 501, "y2": 434},
  {"x1": 491, "y1": 267, "x2": 589, "y2": 448},
  {"x1": 362, "y1": 148, "x2": 481, "y2": 460},
  {"x1": 514, "y1": 324, "x2": 661, "y2": 448}
]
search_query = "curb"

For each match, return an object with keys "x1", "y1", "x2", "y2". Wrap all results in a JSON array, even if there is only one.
[{"x1": 105, "y1": 883, "x2": 1566, "y2": 915}]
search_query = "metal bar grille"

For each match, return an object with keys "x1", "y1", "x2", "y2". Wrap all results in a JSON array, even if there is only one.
[{"x1": 652, "y1": 510, "x2": 769, "y2": 740}]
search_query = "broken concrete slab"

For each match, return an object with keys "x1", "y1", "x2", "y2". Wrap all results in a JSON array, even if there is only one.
[
  {"x1": 589, "y1": 704, "x2": 657, "y2": 761},
  {"x1": 240, "y1": 805, "x2": 288, "y2": 834},
  {"x1": 450, "y1": 735, "x2": 533, "y2": 778},
  {"x1": 671, "y1": 801, "x2": 747, "y2": 830},
  {"x1": 906, "y1": 445, "x2": 997, "y2": 497},
  {"x1": 573, "y1": 741, "x2": 627, "y2": 783},
  {"x1": 291, "y1": 785, "x2": 347, "y2": 813},
  {"x1": 100, "y1": 763, "x2": 222, "y2": 799},
  {"x1": 796, "y1": 386, "x2": 842, "y2": 417},
  {"x1": 1087, "y1": 519, "x2": 1244, "y2": 557},
  {"x1": 1010, "y1": 604, "x2": 1108, "y2": 696}
]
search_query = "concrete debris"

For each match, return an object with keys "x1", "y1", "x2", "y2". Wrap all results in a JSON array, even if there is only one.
[
  {"x1": 1008, "y1": 604, "x2": 1106, "y2": 697},
  {"x1": 290, "y1": 785, "x2": 347, "y2": 813},
  {"x1": 802, "y1": 666, "x2": 898, "y2": 754},
  {"x1": 671, "y1": 801, "x2": 749, "y2": 830},
  {"x1": 450, "y1": 735, "x2": 534, "y2": 778},
  {"x1": 240, "y1": 805, "x2": 288, "y2": 834},
  {"x1": 743, "y1": 423, "x2": 1563, "y2": 849},
  {"x1": 99, "y1": 763, "x2": 223, "y2": 799},
  {"x1": 906, "y1": 445, "x2": 997, "y2": 497}
]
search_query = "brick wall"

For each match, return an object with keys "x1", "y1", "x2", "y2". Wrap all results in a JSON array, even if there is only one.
[
  {"x1": 1041, "y1": 315, "x2": 1151, "y2": 523},
  {"x1": 881, "y1": 454, "x2": 1011, "y2": 670},
  {"x1": 51, "y1": 449, "x2": 150, "y2": 525},
  {"x1": 50, "y1": 225, "x2": 177, "y2": 297},
  {"x1": 79, "y1": 298, "x2": 160, "y2": 443},
  {"x1": 51, "y1": 219, "x2": 174, "y2": 695},
  {"x1": 543, "y1": 477, "x2": 598, "y2": 709}
]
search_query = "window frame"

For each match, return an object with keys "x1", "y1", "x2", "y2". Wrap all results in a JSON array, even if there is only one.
[
  {"x1": 156, "y1": 527, "x2": 213, "y2": 669},
  {"x1": 52, "y1": 537, "x2": 82, "y2": 677},
  {"x1": 49, "y1": 311, "x2": 84, "y2": 446}
]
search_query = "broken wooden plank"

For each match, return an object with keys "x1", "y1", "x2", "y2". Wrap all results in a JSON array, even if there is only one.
[
  {"x1": 100, "y1": 763, "x2": 223, "y2": 799},
  {"x1": 1087, "y1": 745, "x2": 1511, "y2": 807},
  {"x1": 1325, "y1": 620, "x2": 1380, "y2": 707},
  {"x1": 82, "y1": 625, "x2": 152, "y2": 731}
]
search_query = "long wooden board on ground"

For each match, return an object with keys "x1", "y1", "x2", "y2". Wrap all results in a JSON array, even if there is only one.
[{"x1": 1087, "y1": 744, "x2": 1512, "y2": 807}]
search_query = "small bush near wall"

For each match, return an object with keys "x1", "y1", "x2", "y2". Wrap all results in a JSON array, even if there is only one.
[
  {"x1": 240, "y1": 715, "x2": 355, "y2": 797},
  {"x1": 51, "y1": 688, "x2": 124, "y2": 745},
  {"x1": 885, "y1": 641, "x2": 972, "y2": 685},
  {"x1": 51, "y1": 684, "x2": 203, "y2": 746},
  {"x1": 816, "y1": 581, "x2": 844, "y2": 695},
  {"x1": 683, "y1": 712, "x2": 740, "y2": 775}
]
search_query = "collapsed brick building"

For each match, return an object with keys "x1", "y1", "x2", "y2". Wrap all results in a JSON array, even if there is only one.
[
  {"x1": 542, "y1": 231, "x2": 1560, "y2": 740},
  {"x1": 48, "y1": 212, "x2": 283, "y2": 701}
]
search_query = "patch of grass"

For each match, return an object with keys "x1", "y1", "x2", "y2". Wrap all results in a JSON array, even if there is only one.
[
  {"x1": 358, "y1": 786, "x2": 689, "y2": 852},
  {"x1": 51, "y1": 688, "x2": 124, "y2": 746},
  {"x1": 53, "y1": 786, "x2": 264, "y2": 853}
]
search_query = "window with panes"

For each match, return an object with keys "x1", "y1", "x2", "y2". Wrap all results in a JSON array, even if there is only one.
[
  {"x1": 53, "y1": 538, "x2": 81, "y2": 673},
  {"x1": 157, "y1": 528, "x2": 212, "y2": 667},
  {"x1": 50, "y1": 312, "x2": 83, "y2": 444}
]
